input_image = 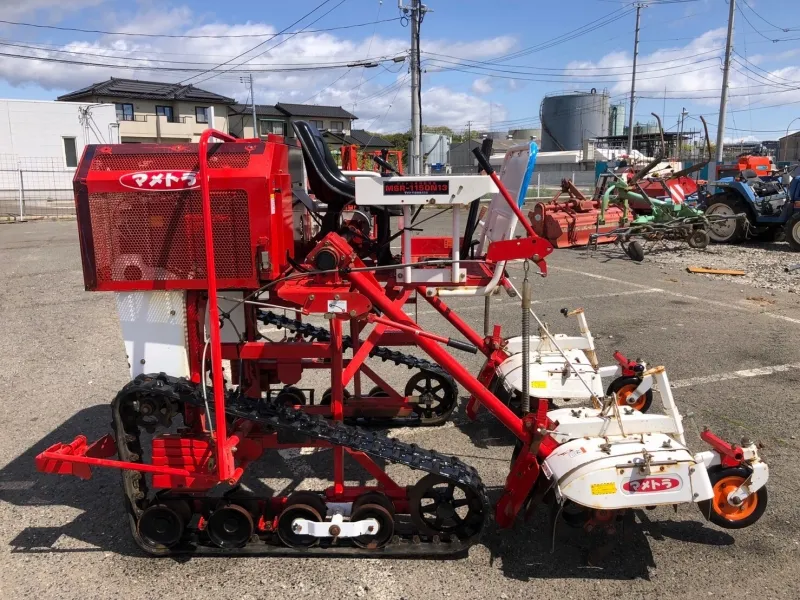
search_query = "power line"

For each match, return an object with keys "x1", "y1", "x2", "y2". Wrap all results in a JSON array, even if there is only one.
[
  {"x1": 421, "y1": 47, "x2": 722, "y2": 71},
  {"x1": 740, "y1": 0, "x2": 798, "y2": 33},
  {"x1": 487, "y1": 4, "x2": 636, "y2": 63},
  {"x1": 0, "y1": 16, "x2": 401, "y2": 39},
  {"x1": 301, "y1": 67, "x2": 353, "y2": 104},
  {"x1": 735, "y1": 2, "x2": 781, "y2": 43},
  {"x1": 351, "y1": 0, "x2": 383, "y2": 111},
  {"x1": 178, "y1": 0, "x2": 340, "y2": 86},
  {"x1": 424, "y1": 54, "x2": 721, "y2": 80},
  {"x1": 0, "y1": 39, "x2": 398, "y2": 71}
]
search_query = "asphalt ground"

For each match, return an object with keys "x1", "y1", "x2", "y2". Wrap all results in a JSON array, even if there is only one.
[{"x1": 1, "y1": 218, "x2": 799, "y2": 600}]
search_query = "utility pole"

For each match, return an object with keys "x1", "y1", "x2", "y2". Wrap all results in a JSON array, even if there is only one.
[
  {"x1": 715, "y1": 0, "x2": 736, "y2": 165},
  {"x1": 626, "y1": 3, "x2": 643, "y2": 157},
  {"x1": 401, "y1": 0, "x2": 425, "y2": 174},
  {"x1": 678, "y1": 107, "x2": 688, "y2": 160},
  {"x1": 240, "y1": 74, "x2": 258, "y2": 138}
]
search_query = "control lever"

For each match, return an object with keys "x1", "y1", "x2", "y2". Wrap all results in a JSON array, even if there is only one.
[{"x1": 372, "y1": 155, "x2": 401, "y2": 176}]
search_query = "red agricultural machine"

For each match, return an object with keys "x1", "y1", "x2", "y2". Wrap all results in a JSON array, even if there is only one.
[
  {"x1": 34, "y1": 122, "x2": 768, "y2": 557},
  {"x1": 531, "y1": 115, "x2": 714, "y2": 251}
]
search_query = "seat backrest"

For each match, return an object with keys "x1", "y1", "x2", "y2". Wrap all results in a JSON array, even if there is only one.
[
  {"x1": 292, "y1": 120, "x2": 354, "y2": 210},
  {"x1": 477, "y1": 140, "x2": 538, "y2": 254}
]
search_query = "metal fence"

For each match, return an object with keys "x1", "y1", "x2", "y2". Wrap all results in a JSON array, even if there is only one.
[
  {"x1": 0, "y1": 155, "x2": 76, "y2": 219},
  {"x1": 524, "y1": 170, "x2": 597, "y2": 200}
]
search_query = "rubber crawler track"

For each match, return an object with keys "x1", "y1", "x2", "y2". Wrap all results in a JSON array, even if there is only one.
[{"x1": 112, "y1": 373, "x2": 490, "y2": 556}]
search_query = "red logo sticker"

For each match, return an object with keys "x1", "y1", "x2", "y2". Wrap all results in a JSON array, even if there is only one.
[
  {"x1": 622, "y1": 477, "x2": 681, "y2": 493},
  {"x1": 119, "y1": 170, "x2": 199, "y2": 191}
]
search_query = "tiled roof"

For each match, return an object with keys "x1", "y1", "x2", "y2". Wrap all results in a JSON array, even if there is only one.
[
  {"x1": 57, "y1": 78, "x2": 235, "y2": 104},
  {"x1": 276, "y1": 102, "x2": 357, "y2": 120},
  {"x1": 229, "y1": 103, "x2": 285, "y2": 117}
]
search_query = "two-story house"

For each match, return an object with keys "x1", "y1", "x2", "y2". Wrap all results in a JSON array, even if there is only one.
[
  {"x1": 229, "y1": 102, "x2": 357, "y2": 139},
  {"x1": 57, "y1": 78, "x2": 235, "y2": 143}
]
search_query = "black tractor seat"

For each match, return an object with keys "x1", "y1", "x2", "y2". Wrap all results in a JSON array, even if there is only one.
[{"x1": 292, "y1": 120, "x2": 355, "y2": 212}]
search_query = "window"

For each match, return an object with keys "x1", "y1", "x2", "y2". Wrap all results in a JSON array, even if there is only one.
[
  {"x1": 195, "y1": 106, "x2": 209, "y2": 124},
  {"x1": 63, "y1": 137, "x2": 78, "y2": 168},
  {"x1": 259, "y1": 119, "x2": 287, "y2": 136},
  {"x1": 115, "y1": 103, "x2": 134, "y2": 122},
  {"x1": 310, "y1": 120, "x2": 324, "y2": 130},
  {"x1": 330, "y1": 121, "x2": 344, "y2": 132},
  {"x1": 155, "y1": 105, "x2": 175, "y2": 123}
]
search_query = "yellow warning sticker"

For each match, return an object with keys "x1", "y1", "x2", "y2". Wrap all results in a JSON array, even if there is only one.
[
  {"x1": 530, "y1": 381, "x2": 547, "y2": 389},
  {"x1": 591, "y1": 482, "x2": 617, "y2": 495}
]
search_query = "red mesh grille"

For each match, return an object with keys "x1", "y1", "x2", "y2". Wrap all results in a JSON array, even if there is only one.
[
  {"x1": 89, "y1": 152, "x2": 250, "y2": 171},
  {"x1": 86, "y1": 190, "x2": 253, "y2": 284}
]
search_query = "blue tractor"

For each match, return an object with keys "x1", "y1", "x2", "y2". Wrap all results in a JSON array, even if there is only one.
[{"x1": 704, "y1": 166, "x2": 800, "y2": 250}]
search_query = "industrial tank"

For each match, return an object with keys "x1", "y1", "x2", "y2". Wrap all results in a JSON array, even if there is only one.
[
  {"x1": 608, "y1": 104, "x2": 626, "y2": 137},
  {"x1": 419, "y1": 133, "x2": 449, "y2": 167},
  {"x1": 540, "y1": 90, "x2": 609, "y2": 152}
]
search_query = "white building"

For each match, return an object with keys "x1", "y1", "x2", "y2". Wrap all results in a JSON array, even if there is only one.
[{"x1": 0, "y1": 99, "x2": 118, "y2": 218}]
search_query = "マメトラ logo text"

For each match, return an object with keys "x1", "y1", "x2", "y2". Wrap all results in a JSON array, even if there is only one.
[
  {"x1": 622, "y1": 476, "x2": 681, "y2": 493},
  {"x1": 119, "y1": 170, "x2": 199, "y2": 191}
]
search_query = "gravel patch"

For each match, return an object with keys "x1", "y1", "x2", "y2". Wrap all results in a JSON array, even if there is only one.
[{"x1": 635, "y1": 239, "x2": 800, "y2": 293}]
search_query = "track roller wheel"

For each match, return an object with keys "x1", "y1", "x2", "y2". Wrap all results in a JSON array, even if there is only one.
[
  {"x1": 409, "y1": 474, "x2": 484, "y2": 541},
  {"x1": 698, "y1": 466, "x2": 767, "y2": 529},
  {"x1": 687, "y1": 228, "x2": 710, "y2": 249},
  {"x1": 351, "y1": 492, "x2": 395, "y2": 549},
  {"x1": 276, "y1": 386, "x2": 307, "y2": 406},
  {"x1": 137, "y1": 503, "x2": 186, "y2": 549},
  {"x1": 320, "y1": 387, "x2": 352, "y2": 406},
  {"x1": 360, "y1": 386, "x2": 393, "y2": 426},
  {"x1": 404, "y1": 370, "x2": 457, "y2": 426},
  {"x1": 277, "y1": 492, "x2": 328, "y2": 548},
  {"x1": 607, "y1": 376, "x2": 653, "y2": 413},
  {"x1": 207, "y1": 504, "x2": 255, "y2": 549}
]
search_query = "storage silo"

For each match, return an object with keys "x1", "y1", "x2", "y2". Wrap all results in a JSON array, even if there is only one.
[
  {"x1": 608, "y1": 103, "x2": 626, "y2": 136},
  {"x1": 540, "y1": 90, "x2": 610, "y2": 152},
  {"x1": 419, "y1": 133, "x2": 450, "y2": 167}
]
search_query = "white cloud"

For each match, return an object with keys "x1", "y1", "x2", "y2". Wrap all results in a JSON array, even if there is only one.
[
  {"x1": 0, "y1": 5, "x2": 508, "y2": 133},
  {"x1": 0, "y1": 0, "x2": 104, "y2": 20},
  {"x1": 471, "y1": 77, "x2": 492, "y2": 94},
  {"x1": 723, "y1": 134, "x2": 761, "y2": 144},
  {"x1": 563, "y1": 27, "x2": 800, "y2": 114}
]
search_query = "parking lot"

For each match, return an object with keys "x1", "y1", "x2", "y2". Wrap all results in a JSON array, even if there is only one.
[{"x1": 1, "y1": 219, "x2": 799, "y2": 600}]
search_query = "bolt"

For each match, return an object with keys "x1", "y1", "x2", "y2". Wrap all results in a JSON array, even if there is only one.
[
  {"x1": 397, "y1": 273, "x2": 403, "y2": 280},
  {"x1": 532, "y1": 254, "x2": 540, "y2": 261},
  {"x1": 170, "y1": 310, "x2": 176, "y2": 316},
  {"x1": 292, "y1": 523, "x2": 302, "y2": 533},
  {"x1": 693, "y1": 493, "x2": 699, "y2": 498},
  {"x1": 140, "y1": 359, "x2": 146, "y2": 365},
  {"x1": 349, "y1": 310, "x2": 357, "y2": 317},
  {"x1": 367, "y1": 526, "x2": 375, "y2": 533},
  {"x1": 309, "y1": 294, "x2": 315, "y2": 300},
  {"x1": 689, "y1": 467, "x2": 695, "y2": 474},
  {"x1": 328, "y1": 524, "x2": 341, "y2": 537},
  {"x1": 334, "y1": 294, "x2": 340, "y2": 301}
]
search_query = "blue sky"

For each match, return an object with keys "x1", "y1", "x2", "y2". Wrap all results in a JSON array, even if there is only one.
[{"x1": 1, "y1": 0, "x2": 798, "y2": 141}]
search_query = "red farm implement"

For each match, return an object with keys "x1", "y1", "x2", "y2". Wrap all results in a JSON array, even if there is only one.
[{"x1": 34, "y1": 122, "x2": 768, "y2": 557}]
